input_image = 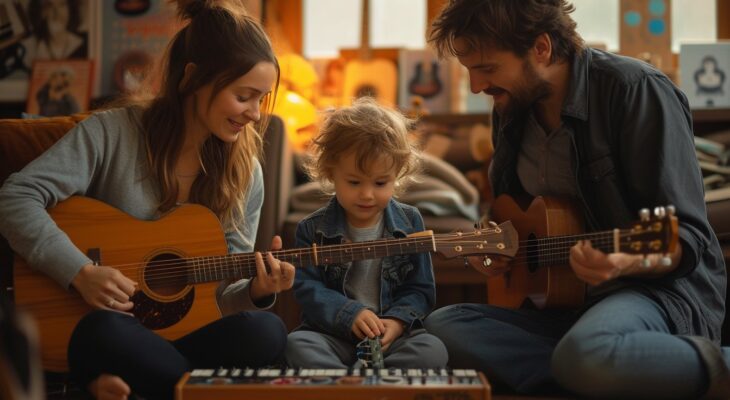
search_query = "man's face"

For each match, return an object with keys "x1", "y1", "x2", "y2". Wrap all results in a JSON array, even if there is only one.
[{"x1": 455, "y1": 37, "x2": 551, "y2": 118}]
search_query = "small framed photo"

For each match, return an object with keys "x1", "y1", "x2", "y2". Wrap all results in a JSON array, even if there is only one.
[
  {"x1": 680, "y1": 42, "x2": 730, "y2": 109},
  {"x1": 26, "y1": 59, "x2": 93, "y2": 117}
]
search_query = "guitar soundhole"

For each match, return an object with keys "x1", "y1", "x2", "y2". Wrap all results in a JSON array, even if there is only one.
[
  {"x1": 144, "y1": 253, "x2": 189, "y2": 295},
  {"x1": 526, "y1": 233, "x2": 539, "y2": 273},
  {"x1": 131, "y1": 252, "x2": 195, "y2": 331}
]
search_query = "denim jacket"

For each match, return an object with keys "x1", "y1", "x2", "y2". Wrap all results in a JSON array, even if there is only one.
[{"x1": 293, "y1": 197, "x2": 436, "y2": 339}]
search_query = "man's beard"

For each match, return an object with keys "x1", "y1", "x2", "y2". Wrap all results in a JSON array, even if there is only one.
[{"x1": 493, "y1": 60, "x2": 552, "y2": 119}]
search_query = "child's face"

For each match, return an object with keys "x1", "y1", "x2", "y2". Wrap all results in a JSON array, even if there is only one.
[{"x1": 332, "y1": 151, "x2": 397, "y2": 228}]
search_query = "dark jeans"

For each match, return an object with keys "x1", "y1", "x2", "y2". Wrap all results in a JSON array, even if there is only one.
[{"x1": 68, "y1": 310, "x2": 287, "y2": 400}]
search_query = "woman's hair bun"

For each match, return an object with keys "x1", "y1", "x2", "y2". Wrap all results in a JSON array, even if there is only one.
[{"x1": 172, "y1": 0, "x2": 207, "y2": 20}]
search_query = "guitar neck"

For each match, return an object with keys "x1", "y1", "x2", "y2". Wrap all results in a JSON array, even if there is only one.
[
  {"x1": 187, "y1": 235, "x2": 436, "y2": 284},
  {"x1": 530, "y1": 230, "x2": 615, "y2": 268}
]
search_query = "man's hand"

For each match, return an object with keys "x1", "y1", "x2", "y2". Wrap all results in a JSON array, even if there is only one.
[
  {"x1": 71, "y1": 264, "x2": 136, "y2": 313},
  {"x1": 250, "y1": 236, "x2": 296, "y2": 301},
  {"x1": 380, "y1": 318, "x2": 405, "y2": 351},
  {"x1": 352, "y1": 309, "x2": 384, "y2": 339},
  {"x1": 569, "y1": 240, "x2": 681, "y2": 286}
]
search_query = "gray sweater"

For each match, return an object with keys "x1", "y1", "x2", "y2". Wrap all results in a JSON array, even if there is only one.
[{"x1": 0, "y1": 107, "x2": 271, "y2": 314}]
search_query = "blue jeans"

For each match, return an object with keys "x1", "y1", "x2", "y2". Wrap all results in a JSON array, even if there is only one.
[{"x1": 425, "y1": 289, "x2": 722, "y2": 399}]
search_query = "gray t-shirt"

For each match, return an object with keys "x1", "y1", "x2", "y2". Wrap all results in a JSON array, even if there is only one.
[
  {"x1": 344, "y1": 216, "x2": 384, "y2": 313},
  {"x1": 0, "y1": 107, "x2": 269, "y2": 314},
  {"x1": 516, "y1": 111, "x2": 577, "y2": 199}
]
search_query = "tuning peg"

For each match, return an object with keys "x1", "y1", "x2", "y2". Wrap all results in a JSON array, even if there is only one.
[
  {"x1": 666, "y1": 205, "x2": 676, "y2": 216},
  {"x1": 641, "y1": 257, "x2": 651, "y2": 268},
  {"x1": 489, "y1": 221, "x2": 498, "y2": 227},
  {"x1": 483, "y1": 256, "x2": 492, "y2": 268},
  {"x1": 639, "y1": 208, "x2": 650, "y2": 221},
  {"x1": 653, "y1": 206, "x2": 666, "y2": 218},
  {"x1": 660, "y1": 256, "x2": 672, "y2": 267}
]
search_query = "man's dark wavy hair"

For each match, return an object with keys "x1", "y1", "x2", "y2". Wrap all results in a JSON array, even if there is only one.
[{"x1": 429, "y1": 0, "x2": 584, "y2": 63}]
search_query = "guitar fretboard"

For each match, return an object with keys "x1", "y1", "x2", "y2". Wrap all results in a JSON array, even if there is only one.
[
  {"x1": 186, "y1": 236, "x2": 436, "y2": 284},
  {"x1": 530, "y1": 231, "x2": 615, "y2": 268}
]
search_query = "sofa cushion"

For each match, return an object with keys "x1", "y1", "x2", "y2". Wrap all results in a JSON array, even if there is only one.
[{"x1": 0, "y1": 114, "x2": 88, "y2": 184}]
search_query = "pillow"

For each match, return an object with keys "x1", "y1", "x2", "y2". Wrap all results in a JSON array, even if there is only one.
[{"x1": 0, "y1": 114, "x2": 88, "y2": 185}]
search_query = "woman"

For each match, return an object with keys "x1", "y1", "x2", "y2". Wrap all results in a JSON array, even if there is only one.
[{"x1": 0, "y1": 1, "x2": 294, "y2": 399}]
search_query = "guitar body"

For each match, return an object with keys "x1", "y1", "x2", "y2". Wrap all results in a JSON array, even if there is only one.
[
  {"x1": 13, "y1": 197, "x2": 227, "y2": 371},
  {"x1": 487, "y1": 195, "x2": 587, "y2": 309},
  {"x1": 342, "y1": 59, "x2": 398, "y2": 106}
]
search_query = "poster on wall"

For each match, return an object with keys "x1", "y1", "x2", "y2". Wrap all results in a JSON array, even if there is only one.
[
  {"x1": 26, "y1": 58, "x2": 92, "y2": 116},
  {"x1": 398, "y1": 49, "x2": 451, "y2": 114},
  {"x1": 680, "y1": 42, "x2": 730, "y2": 109},
  {"x1": 619, "y1": 0, "x2": 672, "y2": 72},
  {"x1": 0, "y1": 0, "x2": 93, "y2": 102},
  {"x1": 96, "y1": 0, "x2": 182, "y2": 97}
]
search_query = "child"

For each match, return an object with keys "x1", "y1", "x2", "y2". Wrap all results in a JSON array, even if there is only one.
[{"x1": 286, "y1": 97, "x2": 448, "y2": 369}]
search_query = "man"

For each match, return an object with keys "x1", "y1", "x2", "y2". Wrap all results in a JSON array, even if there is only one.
[{"x1": 424, "y1": 1, "x2": 729, "y2": 398}]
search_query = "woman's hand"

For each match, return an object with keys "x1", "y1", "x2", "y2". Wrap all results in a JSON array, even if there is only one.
[
  {"x1": 249, "y1": 235, "x2": 296, "y2": 301},
  {"x1": 352, "y1": 309, "x2": 385, "y2": 340},
  {"x1": 380, "y1": 318, "x2": 405, "y2": 351},
  {"x1": 71, "y1": 264, "x2": 137, "y2": 313}
]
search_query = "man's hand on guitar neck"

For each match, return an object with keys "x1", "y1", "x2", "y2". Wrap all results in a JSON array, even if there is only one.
[
  {"x1": 569, "y1": 240, "x2": 683, "y2": 286},
  {"x1": 466, "y1": 255, "x2": 512, "y2": 277},
  {"x1": 71, "y1": 264, "x2": 137, "y2": 314}
]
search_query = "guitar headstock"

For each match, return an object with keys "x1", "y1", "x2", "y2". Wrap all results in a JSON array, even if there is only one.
[
  {"x1": 434, "y1": 221, "x2": 519, "y2": 259},
  {"x1": 618, "y1": 206, "x2": 679, "y2": 255}
]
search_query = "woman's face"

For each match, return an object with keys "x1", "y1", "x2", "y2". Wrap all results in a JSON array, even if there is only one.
[
  {"x1": 192, "y1": 61, "x2": 277, "y2": 143},
  {"x1": 42, "y1": 0, "x2": 70, "y2": 36}
]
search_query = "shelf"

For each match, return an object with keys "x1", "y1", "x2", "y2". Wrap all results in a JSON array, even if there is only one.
[{"x1": 692, "y1": 108, "x2": 730, "y2": 123}]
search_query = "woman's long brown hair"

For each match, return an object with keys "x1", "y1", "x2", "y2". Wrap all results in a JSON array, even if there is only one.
[{"x1": 141, "y1": 0, "x2": 279, "y2": 235}]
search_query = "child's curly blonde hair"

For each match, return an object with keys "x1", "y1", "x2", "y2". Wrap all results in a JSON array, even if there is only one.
[{"x1": 304, "y1": 97, "x2": 421, "y2": 196}]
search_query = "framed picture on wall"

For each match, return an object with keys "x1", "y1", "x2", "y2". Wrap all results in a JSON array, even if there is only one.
[
  {"x1": 26, "y1": 59, "x2": 93, "y2": 116},
  {"x1": 398, "y1": 49, "x2": 451, "y2": 114},
  {"x1": 0, "y1": 0, "x2": 95, "y2": 102},
  {"x1": 96, "y1": 0, "x2": 182, "y2": 97},
  {"x1": 680, "y1": 42, "x2": 730, "y2": 109}
]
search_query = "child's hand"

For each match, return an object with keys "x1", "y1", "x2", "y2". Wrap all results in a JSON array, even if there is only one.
[
  {"x1": 380, "y1": 318, "x2": 405, "y2": 350},
  {"x1": 352, "y1": 309, "x2": 385, "y2": 339}
]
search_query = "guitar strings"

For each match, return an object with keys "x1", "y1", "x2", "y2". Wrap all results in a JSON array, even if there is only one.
[
  {"x1": 92, "y1": 226, "x2": 641, "y2": 273},
  {"x1": 76, "y1": 228, "x2": 652, "y2": 286},
  {"x1": 133, "y1": 238, "x2": 621, "y2": 286},
  {"x1": 17, "y1": 227, "x2": 664, "y2": 301},
  {"x1": 19, "y1": 234, "x2": 647, "y2": 312},
  {"x1": 19, "y1": 237, "x2": 634, "y2": 315},
  {"x1": 63, "y1": 229, "x2": 646, "y2": 286}
]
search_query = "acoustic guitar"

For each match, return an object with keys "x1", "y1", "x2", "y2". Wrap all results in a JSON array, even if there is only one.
[
  {"x1": 12, "y1": 196, "x2": 518, "y2": 371},
  {"x1": 340, "y1": 0, "x2": 397, "y2": 106},
  {"x1": 486, "y1": 195, "x2": 679, "y2": 309}
]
